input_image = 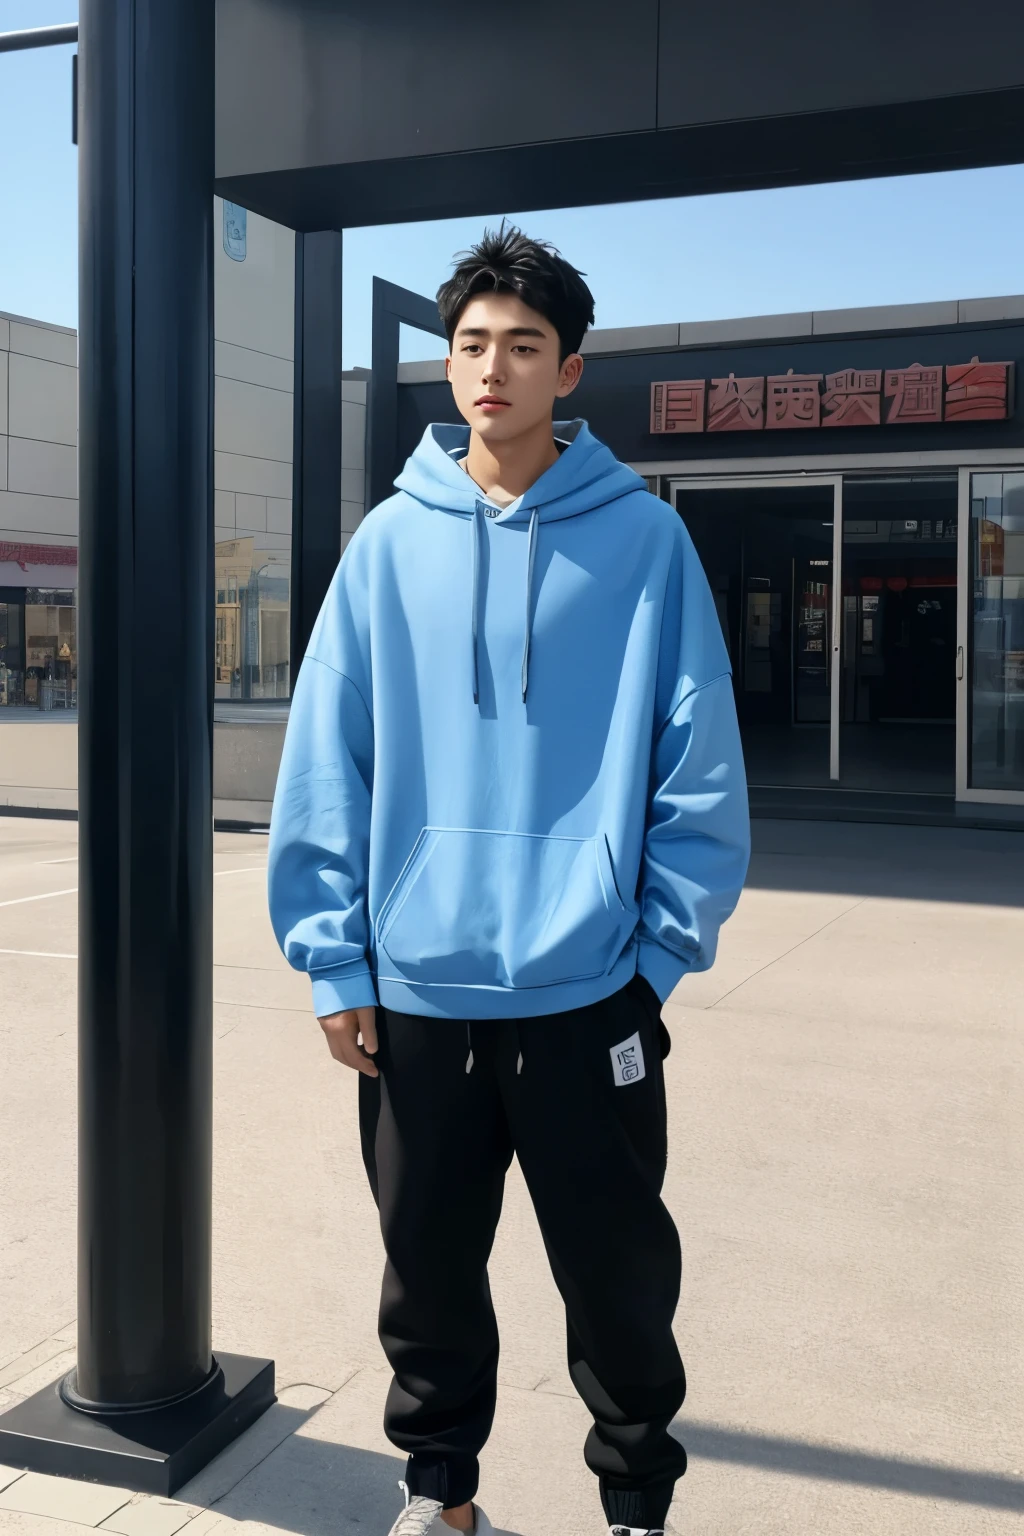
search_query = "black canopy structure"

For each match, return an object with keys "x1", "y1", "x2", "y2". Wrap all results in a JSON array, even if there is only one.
[{"x1": 1, "y1": 0, "x2": 1024, "y2": 1495}]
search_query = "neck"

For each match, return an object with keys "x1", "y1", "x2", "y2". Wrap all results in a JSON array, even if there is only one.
[{"x1": 464, "y1": 417, "x2": 560, "y2": 502}]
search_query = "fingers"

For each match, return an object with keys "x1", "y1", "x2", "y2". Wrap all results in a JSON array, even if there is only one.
[
  {"x1": 357, "y1": 1005, "x2": 378, "y2": 1058},
  {"x1": 317, "y1": 1007, "x2": 379, "y2": 1076}
]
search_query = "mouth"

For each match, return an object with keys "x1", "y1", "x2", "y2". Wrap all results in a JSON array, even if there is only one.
[{"x1": 474, "y1": 395, "x2": 511, "y2": 412}]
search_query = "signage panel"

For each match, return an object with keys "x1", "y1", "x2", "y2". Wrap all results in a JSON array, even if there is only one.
[{"x1": 650, "y1": 356, "x2": 1013, "y2": 433}]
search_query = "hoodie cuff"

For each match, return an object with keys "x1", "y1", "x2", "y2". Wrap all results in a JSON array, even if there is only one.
[
  {"x1": 636, "y1": 937, "x2": 695, "y2": 1005},
  {"x1": 310, "y1": 962, "x2": 379, "y2": 1018}
]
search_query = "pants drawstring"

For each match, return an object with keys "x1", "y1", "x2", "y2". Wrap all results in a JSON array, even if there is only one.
[{"x1": 465, "y1": 1022, "x2": 521, "y2": 1075}]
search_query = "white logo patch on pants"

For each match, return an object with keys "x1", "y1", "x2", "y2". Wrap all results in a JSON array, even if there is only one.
[{"x1": 610, "y1": 1031, "x2": 646, "y2": 1087}]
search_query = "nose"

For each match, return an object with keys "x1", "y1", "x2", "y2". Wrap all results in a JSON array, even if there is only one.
[{"x1": 481, "y1": 347, "x2": 505, "y2": 386}]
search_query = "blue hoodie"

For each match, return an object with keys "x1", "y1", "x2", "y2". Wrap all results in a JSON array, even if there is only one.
[{"x1": 268, "y1": 420, "x2": 749, "y2": 1020}]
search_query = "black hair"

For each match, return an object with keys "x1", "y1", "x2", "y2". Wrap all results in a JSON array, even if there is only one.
[{"x1": 436, "y1": 221, "x2": 595, "y2": 362}]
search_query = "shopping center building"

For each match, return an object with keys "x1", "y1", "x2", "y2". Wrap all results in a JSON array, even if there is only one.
[
  {"x1": 396, "y1": 297, "x2": 1024, "y2": 819},
  {"x1": 2, "y1": 205, "x2": 1022, "y2": 823}
]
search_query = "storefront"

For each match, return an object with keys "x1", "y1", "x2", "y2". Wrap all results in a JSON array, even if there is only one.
[
  {"x1": 396, "y1": 299, "x2": 1024, "y2": 815},
  {"x1": 0, "y1": 542, "x2": 78, "y2": 711},
  {"x1": 214, "y1": 536, "x2": 290, "y2": 700}
]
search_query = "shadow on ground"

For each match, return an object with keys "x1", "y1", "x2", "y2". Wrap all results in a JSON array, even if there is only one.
[
  {"x1": 192, "y1": 1407, "x2": 1023, "y2": 1536},
  {"x1": 747, "y1": 818, "x2": 1024, "y2": 906},
  {"x1": 679, "y1": 1420, "x2": 1024, "y2": 1512},
  {"x1": 200, "y1": 1431, "x2": 523, "y2": 1536}
]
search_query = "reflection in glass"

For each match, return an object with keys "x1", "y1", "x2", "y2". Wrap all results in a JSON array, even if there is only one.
[
  {"x1": 215, "y1": 538, "x2": 290, "y2": 699},
  {"x1": 839, "y1": 476, "x2": 958, "y2": 794},
  {"x1": 0, "y1": 587, "x2": 77, "y2": 709},
  {"x1": 676, "y1": 484, "x2": 834, "y2": 788},
  {"x1": 969, "y1": 472, "x2": 1024, "y2": 790}
]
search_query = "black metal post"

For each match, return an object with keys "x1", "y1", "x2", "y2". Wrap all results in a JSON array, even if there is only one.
[
  {"x1": 0, "y1": 0, "x2": 273, "y2": 1493},
  {"x1": 290, "y1": 229, "x2": 343, "y2": 677},
  {"x1": 366, "y1": 277, "x2": 446, "y2": 512},
  {"x1": 73, "y1": 0, "x2": 216, "y2": 1416}
]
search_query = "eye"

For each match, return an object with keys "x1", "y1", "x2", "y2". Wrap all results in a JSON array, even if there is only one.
[
  {"x1": 462, "y1": 344, "x2": 483, "y2": 354},
  {"x1": 512, "y1": 345, "x2": 537, "y2": 354}
]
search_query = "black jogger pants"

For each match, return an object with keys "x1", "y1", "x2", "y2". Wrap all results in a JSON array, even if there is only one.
[{"x1": 358, "y1": 974, "x2": 688, "y2": 1529}]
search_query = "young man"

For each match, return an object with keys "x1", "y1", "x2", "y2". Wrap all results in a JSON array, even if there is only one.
[{"x1": 268, "y1": 226, "x2": 749, "y2": 1536}]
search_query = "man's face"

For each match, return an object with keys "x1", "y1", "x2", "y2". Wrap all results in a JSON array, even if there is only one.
[{"x1": 446, "y1": 291, "x2": 583, "y2": 443}]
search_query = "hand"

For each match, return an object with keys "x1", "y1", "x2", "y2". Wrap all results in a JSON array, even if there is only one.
[{"x1": 317, "y1": 1005, "x2": 379, "y2": 1077}]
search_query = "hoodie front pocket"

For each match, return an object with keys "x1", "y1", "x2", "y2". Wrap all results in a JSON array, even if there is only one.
[{"x1": 376, "y1": 828, "x2": 635, "y2": 990}]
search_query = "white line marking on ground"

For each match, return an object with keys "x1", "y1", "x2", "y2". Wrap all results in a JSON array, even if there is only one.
[
  {"x1": 0, "y1": 886, "x2": 78, "y2": 910},
  {"x1": 38, "y1": 856, "x2": 78, "y2": 865},
  {"x1": 214, "y1": 866, "x2": 266, "y2": 876},
  {"x1": 708, "y1": 896, "x2": 868, "y2": 1009},
  {"x1": 0, "y1": 947, "x2": 77, "y2": 960}
]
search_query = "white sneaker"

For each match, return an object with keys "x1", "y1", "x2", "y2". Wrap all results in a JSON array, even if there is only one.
[
  {"x1": 609, "y1": 1527, "x2": 665, "y2": 1536},
  {"x1": 388, "y1": 1482, "x2": 495, "y2": 1536}
]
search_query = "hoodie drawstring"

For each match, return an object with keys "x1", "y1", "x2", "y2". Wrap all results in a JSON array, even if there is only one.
[
  {"x1": 521, "y1": 506, "x2": 539, "y2": 703},
  {"x1": 471, "y1": 502, "x2": 486, "y2": 705},
  {"x1": 471, "y1": 501, "x2": 540, "y2": 707}
]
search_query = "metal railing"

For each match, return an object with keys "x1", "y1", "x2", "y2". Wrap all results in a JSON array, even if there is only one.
[{"x1": 0, "y1": 24, "x2": 77, "y2": 53}]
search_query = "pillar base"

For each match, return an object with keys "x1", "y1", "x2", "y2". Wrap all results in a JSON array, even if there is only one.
[{"x1": 0, "y1": 1352, "x2": 275, "y2": 1496}]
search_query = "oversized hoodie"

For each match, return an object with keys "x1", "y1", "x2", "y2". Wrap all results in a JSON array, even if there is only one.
[{"x1": 268, "y1": 420, "x2": 750, "y2": 1021}]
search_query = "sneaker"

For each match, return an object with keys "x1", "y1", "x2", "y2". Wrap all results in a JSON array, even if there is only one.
[
  {"x1": 388, "y1": 1484, "x2": 441, "y2": 1536},
  {"x1": 388, "y1": 1482, "x2": 495, "y2": 1536},
  {"x1": 609, "y1": 1528, "x2": 665, "y2": 1536}
]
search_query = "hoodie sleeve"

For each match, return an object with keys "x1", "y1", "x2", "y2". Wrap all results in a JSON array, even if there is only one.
[
  {"x1": 267, "y1": 552, "x2": 376, "y2": 1017},
  {"x1": 635, "y1": 518, "x2": 751, "y2": 1004}
]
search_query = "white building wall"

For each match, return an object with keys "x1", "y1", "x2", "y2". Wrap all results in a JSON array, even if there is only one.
[
  {"x1": 0, "y1": 313, "x2": 79, "y2": 556},
  {"x1": 212, "y1": 197, "x2": 295, "y2": 551},
  {"x1": 0, "y1": 200, "x2": 312, "y2": 818}
]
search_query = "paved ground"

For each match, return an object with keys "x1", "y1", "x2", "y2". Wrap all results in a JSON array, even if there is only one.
[{"x1": 1, "y1": 813, "x2": 1022, "y2": 1536}]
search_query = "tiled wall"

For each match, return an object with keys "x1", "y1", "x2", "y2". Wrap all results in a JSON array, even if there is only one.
[
  {"x1": 0, "y1": 313, "x2": 79, "y2": 551},
  {"x1": 1, "y1": 200, "x2": 301, "y2": 565}
]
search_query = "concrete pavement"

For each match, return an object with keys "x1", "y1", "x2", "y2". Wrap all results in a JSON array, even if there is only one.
[{"x1": 1, "y1": 814, "x2": 1022, "y2": 1534}]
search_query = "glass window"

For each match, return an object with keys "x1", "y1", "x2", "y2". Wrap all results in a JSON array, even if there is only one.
[
  {"x1": 214, "y1": 538, "x2": 290, "y2": 699},
  {"x1": 0, "y1": 586, "x2": 76, "y2": 710},
  {"x1": 214, "y1": 199, "x2": 295, "y2": 699},
  {"x1": 969, "y1": 472, "x2": 1024, "y2": 791}
]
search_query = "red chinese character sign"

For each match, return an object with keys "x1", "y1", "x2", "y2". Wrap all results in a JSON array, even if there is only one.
[
  {"x1": 883, "y1": 363, "x2": 943, "y2": 424},
  {"x1": 945, "y1": 357, "x2": 1012, "y2": 421},
  {"x1": 821, "y1": 368, "x2": 882, "y2": 427},
  {"x1": 766, "y1": 370, "x2": 822, "y2": 429},
  {"x1": 648, "y1": 359, "x2": 1013, "y2": 433},
  {"x1": 707, "y1": 375, "x2": 764, "y2": 431},
  {"x1": 650, "y1": 380, "x2": 705, "y2": 433}
]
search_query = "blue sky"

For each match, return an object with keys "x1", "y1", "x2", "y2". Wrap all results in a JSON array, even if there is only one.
[{"x1": 4, "y1": 0, "x2": 1024, "y2": 369}]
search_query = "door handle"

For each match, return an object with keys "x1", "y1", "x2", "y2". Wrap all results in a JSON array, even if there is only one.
[{"x1": 956, "y1": 644, "x2": 965, "y2": 682}]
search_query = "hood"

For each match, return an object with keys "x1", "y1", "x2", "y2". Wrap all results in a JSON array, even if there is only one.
[
  {"x1": 392, "y1": 420, "x2": 646, "y2": 707},
  {"x1": 394, "y1": 419, "x2": 645, "y2": 524}
]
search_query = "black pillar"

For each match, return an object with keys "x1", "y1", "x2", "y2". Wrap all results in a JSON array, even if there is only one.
[
  {"x1": 366, "y1": 277, "x2": 446, "y2": 513},
  {"x1": 291, "y1": 229, "x2": 343, "y2": 675},
  {"x1": 73, "y1": 0, "x2": 215, "y2": 1412},
  {"x1": 0, "y1": 0, "x2": 272, "y2": 1493}
]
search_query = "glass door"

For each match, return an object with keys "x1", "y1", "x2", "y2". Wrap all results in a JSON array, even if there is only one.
[
  {"x1": 839, "y1": 476, "x2": 959, "y2": 794},
  {"x1": 671, "y1": 477, "x2": 843, "y2": 787},
  {"x1": 958, "y1": 468, "x2": 1024, "y2": 803}
]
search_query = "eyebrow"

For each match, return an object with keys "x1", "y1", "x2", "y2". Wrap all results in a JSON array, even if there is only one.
[{"x1": 457, "y1": 325, "x2": 548, "y2": 339}]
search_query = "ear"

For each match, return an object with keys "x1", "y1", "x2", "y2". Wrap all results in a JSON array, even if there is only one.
[
  {"x1": 445, "y1": 355, "x2": 452, "y2": 382},
  {"x1": 555, "y1": 353, "x2": 584, "y2": 398}
]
